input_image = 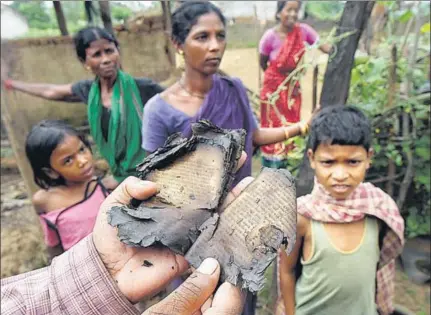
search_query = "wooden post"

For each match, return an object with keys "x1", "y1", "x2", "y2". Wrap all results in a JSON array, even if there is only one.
[
  {"x1": 312, "y1": 65, "x2": 318, "y2": 111},
  {"x1": 84, "y1": 0, "x2": 98, "y2": 25},
  {"x1": 99, "y1": 1, "x2": 114, "y2": 35},
  {"x1": 319, "y1": 1, "x2": 375, "y2": 107},
  {"x1": 161, "y1": 0, "x2": 176, "y2": 69},
  {"x1": 385, "y1": 45, "x2": 397, "y2": 197},
  {"x1": 254, "y1": 4, "x2": 262, "y2": 91},
  {"x1": 1, "y1": 86, "x2": 38, "y2": 197},
  {"x1": 296, "y1": 1, "x2": 375, "y2": 197},
  {"x1": 53, "y1": 1, "x2": 69, "y2": 36}
]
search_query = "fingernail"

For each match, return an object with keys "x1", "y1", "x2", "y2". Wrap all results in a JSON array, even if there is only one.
[{"x1": 197, "y1": 258, "x2": 218, "y2": 275}]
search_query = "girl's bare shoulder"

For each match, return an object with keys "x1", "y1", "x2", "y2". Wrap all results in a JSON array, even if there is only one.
[
  {"x1": 32, "y1": 187, "x2": 68, "y2": 214},
  {"x1": 32, "y1": 189, "x2": 52, "y2": 214}
]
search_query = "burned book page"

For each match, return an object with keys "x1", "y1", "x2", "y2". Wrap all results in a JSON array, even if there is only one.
[
  {"x1": 136, "y1": 120, "x2": 245, "y2": 210},
  {"x1": 185, "y1": 168, "x2": 297, "y2": 293},
  {"x1": 108, "y1": 120, "x2": 246, "y2": 255}
]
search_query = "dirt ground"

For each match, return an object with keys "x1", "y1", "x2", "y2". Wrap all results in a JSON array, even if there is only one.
[
  {"x1": 1, "y1": 171, "x2": 47, "y2": 278},
  {"x1": 1, "y1": 48, "x2": 429, "y2": 314}
]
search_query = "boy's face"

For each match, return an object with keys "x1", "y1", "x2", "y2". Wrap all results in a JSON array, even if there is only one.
[{"x1": 308, "y1": 144, "x2": 373, "y2": 199}]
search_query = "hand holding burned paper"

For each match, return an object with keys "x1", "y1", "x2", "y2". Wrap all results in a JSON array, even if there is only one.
[{"x1": 108, "y1": 120, "x2": 296, "y2": 293}]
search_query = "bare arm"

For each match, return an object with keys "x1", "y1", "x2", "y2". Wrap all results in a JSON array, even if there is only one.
[
  {"x1": 253, "y1": 123, "x2": 303, "y2": 147},
  {"x1": 319, "y1": 43, "x2": 332, "y2": 55},
  {"x1": 32, "y1": 191, "x2": 48, "y2": 215},
  {"x1": 279, "y1": 215, "x2": 308, "y2": 315},
  {"x1": 32, "y1": 192, "x2": 65, "y2": 262},
  {"x1": 259, "y1": 54, "x2": 270, "y2": 72},
  {"x1": 4, "y1": 80, "x2": 80, "y2": 102}
]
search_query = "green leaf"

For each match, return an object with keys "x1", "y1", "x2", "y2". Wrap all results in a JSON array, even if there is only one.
[
  {"x1": 351, "y1": 69, "x2": 360, "y2": 86},
  {"x1": 421, "y1": 22, "x2": 431, "y2": 33},
  {"x1": 397, "y1": 10, "x2": 413, "y2": 23},
  {"x1": 354, "y1": 55, "x2": 370, "y2": 67},
  {"x1": 374, "y1": 144, "x2": 382, "y2": 154},
  {"x1": 395, "y1": 154, "x2": 403, "y2": 166},
  {"x1": 387, "y1": 143, "x2": 396, "y2": 152},
  {"x1": 415, "y1": 147, "x2": 430, "y2": 161},
  {"x1": 407, "y1": 215, "x2": 419, "y2": 230},
  {"x1": 415, "y1": 174, "x2": 431, "y2": 191}
]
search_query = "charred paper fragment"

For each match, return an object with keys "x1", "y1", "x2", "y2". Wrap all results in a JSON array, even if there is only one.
[
  {"x1": 108, "y1": 120, "x2": 246, "y2": 255},
  {"x1": 108, "y1": 120, "x2": 297, "y2": 293},
  {"x1": 185, "y1": 168, "x2": 296, "y2": 293}
]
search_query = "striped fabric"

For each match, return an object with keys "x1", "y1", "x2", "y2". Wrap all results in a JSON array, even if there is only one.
[{"x1": 1, "y1": 235, "x2": 140, "y2": 315}]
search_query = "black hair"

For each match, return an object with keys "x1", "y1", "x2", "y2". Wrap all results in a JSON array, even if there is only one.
[
  {"x1": 25, "y1": 120, "x2": 92, "y2": 190},
  {"x1": 73, "y1": 26, "x2": 119, "y2": 62},
  {"x1": 307, "y1": 106, "x2": 372, "y2": 152},
  {"x1": 276, "y1": 1, "x2": 302, "y2": 21},
  {"x1": 171, "y1": 1, "x2": 226, "y2": 44}
]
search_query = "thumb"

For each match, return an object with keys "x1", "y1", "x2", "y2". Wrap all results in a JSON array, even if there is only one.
[
  {"x1": 143, "y1": 258, "x2": 220, "y2": 315},
  {"x1": 203, "y1": 282, "x2": 244, "y2": 315},
  {"x1": 104, "y1": 176, "x2": 158, "y2": 207}
]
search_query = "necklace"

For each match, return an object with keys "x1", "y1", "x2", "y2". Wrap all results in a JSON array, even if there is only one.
[{"x1": 178, "y1": 78, "x2": 206, "y2": 99}]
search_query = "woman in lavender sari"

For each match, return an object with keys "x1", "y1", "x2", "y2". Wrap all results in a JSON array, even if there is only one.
[
  {"x1": 142, "y1": 1, "x2": 309, "y2": 187},
  {"x1": 141, "y1": 2, "x2": 310, "y2": 313}
]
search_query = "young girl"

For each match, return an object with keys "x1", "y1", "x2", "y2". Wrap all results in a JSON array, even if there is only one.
[{"x1": 26, "y1": 120, "x2": 110, "y2": 260}]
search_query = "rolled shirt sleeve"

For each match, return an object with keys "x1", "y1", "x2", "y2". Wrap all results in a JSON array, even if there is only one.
[{"x1": 1, "y1": 235, "x2": 139, "y2": 315}]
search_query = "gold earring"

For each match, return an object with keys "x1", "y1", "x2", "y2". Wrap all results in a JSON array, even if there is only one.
[
  {"x1": 178, "y1": 50, "x2": 184, "y2": 56},
  {"x1": 85, "y1": 66, "x2": 91, "y2": 71}
]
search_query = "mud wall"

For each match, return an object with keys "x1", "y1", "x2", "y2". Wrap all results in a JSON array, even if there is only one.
[{"x1": 1, "y1": 15, "x2": 173, "y2": 128}]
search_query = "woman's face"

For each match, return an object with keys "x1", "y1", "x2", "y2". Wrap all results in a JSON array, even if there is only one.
[
  {"x1": 180, "y1": 12, "x2": 226, "y2": 76},
  {"x1": 279, "y1": 1, "x2": 300, "y2": 29},
  {"x1": 85, "y1": 39, "x2": 120, "y2": 79}
]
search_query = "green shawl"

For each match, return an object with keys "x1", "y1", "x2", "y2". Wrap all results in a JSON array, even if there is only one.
[{"x1": 87, "y1": 70, "x2": 145, "y2": 183}]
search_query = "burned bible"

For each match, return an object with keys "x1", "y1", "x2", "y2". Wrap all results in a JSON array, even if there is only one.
[{"x1": 108, "y1": 120, "x2": 297, "y2": 293}]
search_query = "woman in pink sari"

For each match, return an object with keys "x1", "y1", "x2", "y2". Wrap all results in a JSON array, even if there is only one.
[{"x1": 259, "y1": 1, "x2": 331, "y2": 169}]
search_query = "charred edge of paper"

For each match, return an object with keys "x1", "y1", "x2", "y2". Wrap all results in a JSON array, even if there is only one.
[{"x1": 184, "y1": 167, "x2": 297, "y2": 293}]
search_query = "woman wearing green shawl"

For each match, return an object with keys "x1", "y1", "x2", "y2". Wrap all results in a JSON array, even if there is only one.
[{"x1": 2, "y1": 27, "x2": 163, "y2": 188}]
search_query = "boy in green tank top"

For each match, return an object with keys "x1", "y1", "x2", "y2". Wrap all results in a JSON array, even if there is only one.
[{"x1": 277, "y1": 106, "x2": 404, "y2": 315}]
